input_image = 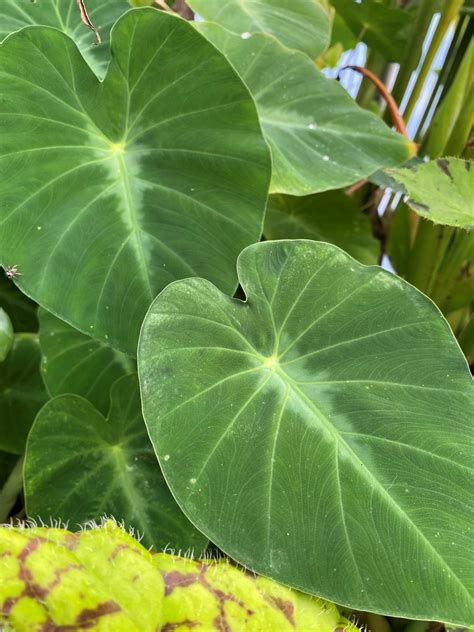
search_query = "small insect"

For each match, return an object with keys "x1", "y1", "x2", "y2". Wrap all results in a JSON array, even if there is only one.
[{"x1": 4, "y1": 265, "x2": 22, "y2": 280}]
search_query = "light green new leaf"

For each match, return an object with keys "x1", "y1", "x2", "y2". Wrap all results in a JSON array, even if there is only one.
[
  {"x1": 24, "y1": 374, "x2": 207, "y2": 552},
  {"x1": 0, "y1": 335, "x2": 49, "y2": 455},
  {"x1": 0, "y1": 9, "x2": 270, "y2": 355},
  {"x1": 0, "y1": 0, "x2": 130, "y2": 78},
  {"x1": 331, "y1": 0, "x2": 412, "y2": 62},
  {"x1": 187, "y1": 0, "x2": 331, "y2": 58},
  {"x1": 0, "y1": 308, "x2": 13, "y2": 362},
  {"x1": 139, "y1": 240, "x2": 474, "y2": 625},
  {"x1": 389, "y1": 158, "x2": 474, "y2": 229},
  {"x1": 265, "y1": 191, "x2": 379, "y2": 264},
  {"x1": 39, "y1": 308, "x2": 135, "y2": 415},
  {"x1": 197, "y1": 23, "x2": 413, "y2": 195}
]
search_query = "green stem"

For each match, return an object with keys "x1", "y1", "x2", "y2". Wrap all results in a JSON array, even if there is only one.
[
  {"x1": 406, "y1": 221, "x2": 453, "y2": 293},
  {"x1": 458, "y1": 312, "x2": 474, "y2": 361},
  {"x1": 402, "y1": 0, "x2": 463, "y2": 124},
  {"x1": 403, "y1": 622, "x2": 430, "y2": 632},
  {"x1": 0, "y1": 455, "x2": 24, "y2": 523}
]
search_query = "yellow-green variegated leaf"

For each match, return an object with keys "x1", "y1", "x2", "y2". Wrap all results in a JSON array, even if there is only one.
[
  {"x1": 0, "y1": 520, "x2": 359, "y2": 631},
  {"x1": 0, "y1": 9, "x2": 270, "y2": 355},
  {"x1": 138, "y1": 239, "x2": 474, "y2": 625},
  {"x1": 196, "y1": 23, "x2": 413, "y2": 195}
]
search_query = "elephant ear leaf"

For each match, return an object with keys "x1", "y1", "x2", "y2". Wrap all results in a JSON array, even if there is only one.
[
  {"x1": 24, "y1": 374, "x2": 207, "y2": 552},
  {"x1": 0, "y1": 8, "x2": 270, "y2": 355},
  {"x1": 138, "y1": 239, "x2": 474, "y2": 626}
]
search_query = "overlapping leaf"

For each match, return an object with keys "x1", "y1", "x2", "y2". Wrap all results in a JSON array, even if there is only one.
[
  {"x1": 187, "y1": 0, "x2": 331, "y2": 58},
  {"x1": 0, "y1": 9, "x2": 271, "y2": 354},
  {"x1": 24, "y1": 374, "x2": 207, "y2": 551},
  {"x1": 331, "y1": 0, "x2": 412, "y2": 61},
  {"x1": 389, "y1": 158, "x2": 474, "y2": 228},
  {"x1": 0, "y1": 0, "x2": 130, "y2": 77},
  {"x1": 197, "y1": 23, "x2": 413, "y2": 195},
  {"x1": 0, "y1": 335, "x2": 48, "y2": 454},
  {"x1": 139, "y1": 240, "x2": 474, "y2": 625},
  {"x1": 39, "y1": 308, "x2": 135, "y2": 415},
  {"x1": 265, "y1": 191, "x2": 379, "y2": 264}
]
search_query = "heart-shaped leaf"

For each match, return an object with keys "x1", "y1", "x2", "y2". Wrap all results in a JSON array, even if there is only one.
[
  {"x1": 0, "y1": 0, "x2": 130, "y2": 78},
  {"x1": 265, "y1": 192, "x2": 379, "y2": 264},
  {"x1": 39, "y1": 308, "x2": 135, "y2": 415},
  {"x1": 196, "y1": 23, "x2": 413, "y2": 195},
  {"x1": 0, "y1": 9, "x2": 271, "y2": 354},
  {"x1": 138, "y1": 240, "x2": 474, "y2": 625},
  {"x1": 0, "y1": 334, "x2": 48, "y2": 455},
  {"x1": 187, "y1": 0, "x2": 331, "y2": 58},
  {"x1": 0, "y1": 308, "x2": 13, "y2": 362},
  {"x1": 24, "y1": 374, "x2": 207, "y2": 551},
  {"x1": 389, "y1": 158, "x2": 474, "y2": 229}
]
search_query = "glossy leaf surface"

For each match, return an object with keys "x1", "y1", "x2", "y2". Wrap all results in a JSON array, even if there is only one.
[
  {"x1": 197, "y1": 23, "x2": 412, "y2": 195},
  {"x1": 265, "y1": 192, "x2": 379, "y2": 264},
  {"x1": 0, "y1": 0, "x2": 129, "y2": 77},
  {"x1": 331, "y1": 0, "x2": 412, "y2": 61},
  {"x1": 0, "y1": 308, "x2": 13, "y2": 362},
  {"x1": 24, "y1": 374, "x2": 207, "y2": 551},
  {"x1": 139, "y1": 240, "x2": 474, "y2": 625},
  {"x1": 389, "y1": 158, "x2": 474, "y2": 228},
  {"x1": 39, "y1": 308, "x2": 135, "y2": 415},
  {"x1": 0, "y1": 335, "x2": 48, "y2": 455},
  {"x1": 187, "y1": 0, "x2": 331, "y2": 58},
  {"x1": 0, "y1": 9, "x2": 270, "y2": 354}
]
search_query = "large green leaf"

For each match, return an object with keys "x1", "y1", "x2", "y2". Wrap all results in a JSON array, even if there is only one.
[
  {"x1": 331, "y1": 0, "x2": 412, "y2": 62},
  {"x1": 39, "y1": 308, "x2": 135, "y2": 415},
  {"x1": 187, "y1": 0, "x2": 331, "y2": 58},
  {"x1": 138, "y1": 240, "x2": 474, "y2": 625},
  {"x1": 0, "y1": 0, "x2": 130, "y2": 78},
  {"x1": 0, "y1": 9, "x2": 271, "y2": 355},
  {"x1": 265, "y1": 191, "x2": 379, "y2": 264},
  {"x1": 0, "y1": 308, "x2": 13, "y2": 362},
  {"x1": 196, "y1": 23, "x2": 412, "y2": 195},
  {"x1": 389, "y1": 158, "x2": 474, "y2": 229},
  {"x1": 0, "y1": 334, "x2": 49, "y2": 455},
  {"x1": 24, "y1": 374, "x2": 207, "y2": 551}
]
